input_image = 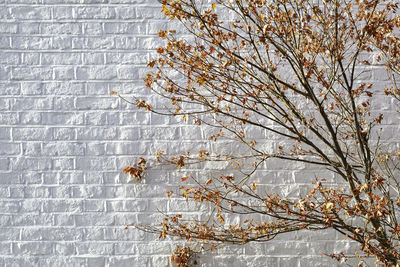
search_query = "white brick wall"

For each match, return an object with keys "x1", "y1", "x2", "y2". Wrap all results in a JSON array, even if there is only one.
[{"x1": 0, "y1": 0, "x2": 364, "y2": 266}]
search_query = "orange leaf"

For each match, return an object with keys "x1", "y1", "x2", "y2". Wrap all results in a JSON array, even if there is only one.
[
  {"x1": 177, "y1": 156, "x2": 185, "y2": 168},
  {"x1": 181, "y1": 175, "x2": 190, "y2": 181},
  {"x1": 123, "y1": 166, "x2": 133, "y2": 174},
  {"x1": 167, "y1": 190, "x2": 173, "y2": 197},
  {"x1": 252, "y1": 182, "x2": 258, "y2": 191}
]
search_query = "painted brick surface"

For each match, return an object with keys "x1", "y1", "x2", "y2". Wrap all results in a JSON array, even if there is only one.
[{"x1": 0, "y1": 0, "x2": 385, "y2": 266}]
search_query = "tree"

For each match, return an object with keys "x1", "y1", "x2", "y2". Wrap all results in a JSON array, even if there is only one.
[{"x1": 119, "y1": 0, "x2": 400, "y2": 265}]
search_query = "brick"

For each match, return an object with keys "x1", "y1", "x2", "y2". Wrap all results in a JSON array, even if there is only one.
[
  {"x1": 86, "y1": 82, "x2": 109, "y2": 95},
  {"x1": 21, "y1": 199, "x2": 43, "y2": 212},
  {"x1": 115, "y1": 36, "x2": 138, "y2": 49},
  {"x1": 74, "y1": 214, "x2": 114, "y2": 226},
  {"x1": 52, "y1": 127, "x2": 76, "y2": 140},
  {"x1": 105, "y1": 141, "x2": 147, "y2": 155},
  {"x1": 23, "y1": 186, "x2": 51, "y2": 198},
  {"x1": 41, "y1": 112, "x2": 84, "y2": 125},
  {"x1": 11, "y1": 158, "x2": 52, "y2": 171},
  {"x1": 41, "y1": 53, "x2": 81, "y2": 65},
  {"x1": 108, "y1": 256, "x2": 150, "y2": 267},
  {"x1": 0, "y1": 98, "x2": 10, "y2": 111},
  {"x1": 82, "y1": 53, "x2": 104, "y2": 65},
  {"x1": 40, "y1": 23, "x2": 81, "y2": 35},
  {"x1": 12, "y1": 97, "x2": 53, "y2": 110},
  {"x1": 136, "y1": 241, "x2": 172, "y2": 255},
  {"x1": 54, "y1": 96, "x2": 75, "y2": 110},
  {"x1": 82, "y1": 228, "x2": 105, "y2": 241},
  {"x1": 76, "y1": 127, "x2": 117, "y2": 140},
  {"x1": 0, "y1": 201, "x2": 20, "y2": 213},
  {"x1": 87, "y1": 257, "x2": 106, "y2": 265},
  {"x1": 136, "y1": 7, "x2": 166, "y2": 19},
  {"x1": 72, "y1": 37, "x2": 114, "y2": 49},
  {"x1": 82, "y1": 22, "x2": 104, "y2": 35},
  {"x1": 114, "y1": 242, "x2": 136, "y2": 255},
  {"x1": 83, "y1": 200, "x2": 105, "y2": 212},
  {"x1": 21, "y1": 52, "x2": 40, "y2": 65},
  {"x1": 18, "y1": 22, "x2": 40, "y2": 34},
  {"x1": 52, "y1": 6, "x2": 74, "y2": 20},
  {"x1": 11, "y1": 67, "x2": 52, "y2": 81},
  {"x1": 118, "y1": 127, "x2": 139, "y2": 140},
  {"x1": 52, "y1": 158, "x2": 75, "y2": 170},
  {"x1": 0, "y1": 127, "x2": 11, "y2": 140},
  {"x1": 0, "y1": 243, "x2": 12, "y2": 255},
  {"x1": 43, "y1": 199, "x2": 82, "y2": 213},
  {"x1": 43, "y1": 82, "x2": 85, "y2": 95},
  {"x1": 115, "y1": 6, "x2": 137, "y2": 19},
  {"x1": 76, "y1": 242, "x2": 114, "y2": 255},
  {"x1": 12, "y1": 37, "x2": 52, "y2": 50},
  {"x1": 106, "y1": 52, "x2": 149, "y2": 65},
  {"x1": 21, "y1": 172, "x2": 42, "y2": 184},
  {"x1": 86, "y1": 142, "x2": 105, "y2": 155},
  {"x1": 43, "y1": 142, "x2": 85, "y2": 156},
  {"x1": 76, "y1": 157, "x2": 116, "y2": 171},
  {"x1": 22, "y1": 142, "x2": 42, "y2": 156},
  {"x1": 53, "y1": 214, "x2": 75, "y2": 226},
  {"x1": 2, "y1": 172, "x2": 21, "y2": 185},
  {"x1": 76, "y1": 66, "x2": 118, "y2": 80},
  {"x1": 75, "y1": 7, "x2": 116, "y2": 19},
  {"x1": 104, "y1": 23, "x2": 145, "y2": 35},
  {"x1": 55, "y1": 243, "x2": 75, "y2": 255},
  {"x1": 0, "y1": 37, "x2": 10, "y2": 49},
  {"x1": 53, "y1": 66, "x2": 75, "y2": 80},
  {"x1": 1, "y1": 83, "x2": 20, "y2": 95},
  {"x1": 21, "y1": 82, "x2": 43, "y2": 95},
  {"x1": 0, "y1": 143, "x2": 20, "y2": 155},
  {"x1": 52, "y1": 36, "x2": 72, "y2": 50},
  {"x1": 117, "y1": 66, "x2": 139, "y2": 80},
  {"x1": 8, "y1": 187, "x2": 23, "y2": 201},
  {"x1": 50, "y1": 185, "x2": 71, "y2": 198},
  {"x1": 0, "y1": 23, "x2": 18, "y2": 34},
  {"x1": 11, "y1": 7, "x2": 51, "y2": 20},
  {"x1": 85, "y1": 111, "x2": 107, "y2": 125},
  {"x1": 13, "y1": 242, "x2": 53, "y2": 256},
  {"x1": 13, "y1": 128, "x2": 52, "y2": 141},
  {"x1": 0, "y1": 66, "x2": 11, "y2": 80},
  {"x1": 0, "y1": 158, "x2": 10, "y2": 171},
  {"x1": 0, "y1": 51, "x2": 19, "y2": 65}
]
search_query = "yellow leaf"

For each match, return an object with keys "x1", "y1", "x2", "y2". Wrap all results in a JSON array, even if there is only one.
[
  {"x1": 177, "y1": 156, "x2": 185, "y2": 168},
  {"x1": 261, "y1": 229, "x2": 267, "y2": 235},
  {"x1": 252, "y1": 182, "x2": 258, "y2": 190},
  {"x1": 212, "y1": 3, "x2": 216, "y2": 11},
  {"x1": 325, "y1": 202, "x2": 334, "y2": 211}
]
